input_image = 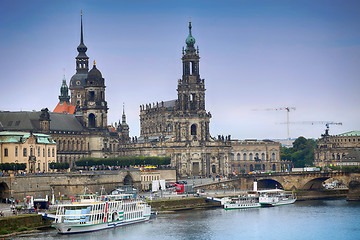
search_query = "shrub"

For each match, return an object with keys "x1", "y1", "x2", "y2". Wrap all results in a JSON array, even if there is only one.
[
  {"x1": 0, "y1": 229, "x2": 9, "y2": 235},
  {"x1": 17, "y1": 227, "x2": 29, "y2": 232}
]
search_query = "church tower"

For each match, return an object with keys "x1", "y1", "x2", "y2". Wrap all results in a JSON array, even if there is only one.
[
  {"x1": 53, "y1": 76, "x2": 76, "y2": 114},
  {"x1": 172, "y1": 21, "x2": 211, "y2": 142},
  {"x1": 69, "y1": 12, "x2": 89, "y2": 109},
  {"x1": 82, "y1": 61, "x2": 108, "y2": 129}
]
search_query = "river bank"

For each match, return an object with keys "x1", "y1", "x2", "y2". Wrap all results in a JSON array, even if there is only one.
[{"x1": 0, "y1": 189, "x2": 350, "y2": 237}]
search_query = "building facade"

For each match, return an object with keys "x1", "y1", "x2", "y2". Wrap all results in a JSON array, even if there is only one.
[
  {"x1": 0, "y1": 131, "x2": 56, "y2": 172},
  {"x1": 314, "y1": 131, "x2": 360, "y2": 167}
]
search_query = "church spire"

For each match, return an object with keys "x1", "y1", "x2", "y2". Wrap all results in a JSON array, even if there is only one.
[
  {"x1": 76, "y1": 10, "x2": 89, "y2": 73},
  {"x1": 59, "y1": 76, "x2": 70, "y2": 103},
  {"x1": 122, "y1": 103, "x2": 126, "y2": 124},
  {"x1": 80, "y1": 10, "x2": 84, "y2": 45}
]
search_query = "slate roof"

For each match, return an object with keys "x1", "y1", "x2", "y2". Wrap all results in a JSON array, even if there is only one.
[{"x1": 0, "y1": 111, "x2": 83, "y2": 133}]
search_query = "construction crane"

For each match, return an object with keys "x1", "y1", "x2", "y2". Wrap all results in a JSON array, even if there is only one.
[
  {"x1": 280, "y1": 121, "x2": 343, "y2": 138},
  {"x1": 253, "y1": 107, "x2": 296, "y2": 147}
]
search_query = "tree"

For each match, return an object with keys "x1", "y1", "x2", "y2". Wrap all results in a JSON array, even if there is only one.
[{"x1": 281, "y1": 136, "x2": 317, "y2": 168}]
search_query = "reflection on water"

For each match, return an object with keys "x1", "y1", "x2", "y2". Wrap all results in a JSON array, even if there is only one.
[{"x1": 11, "y1": 200, "x2": 360, "y2": 240}]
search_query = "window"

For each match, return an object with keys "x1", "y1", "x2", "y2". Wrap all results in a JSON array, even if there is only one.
[
  {"x1": 23, "y1": 148, "x2": 27, "y2": 157},
  {"x1": 43, "y1": 148, "x2": 45, "y2": 157},
  {"x1": 191, "y1": 124, "x2": 197, "y2": 135},
  {"x1": 249, "y1": 153, "x2": 253, "y2": 160},
  {"x1": 30, "y1": 148, "x2": 33, "y2": 156},
  {"x1": 237, "y1": 153, "x2": 241, "y2": 161},
  {"x1": 52, "y1": 148, "x2": 55, "y2": 157},
  {"x1": 48, "y1": 148, "x2": 50, "y2": 157},
  {"x1": 231, "y1": 153, "x2": 234, "y2": 161},
  {"x1": 38, "y1": 147, "x2": 40, "y2": 157},
  {"x1": 4, "y1": 148, "x2": 8, "y2": 157},
  {"x1": 261, "y1": 153, "x2": 265, "y2": 160},
  {"x1": 272, "y1": 153, "x2": 276, "y2": 161},
  {"x1": 243, "y1": 153, "x2": 247, "y2": 161},
  {"x1": 15, "y1": 147, "x2": 18, "y2": 157}
]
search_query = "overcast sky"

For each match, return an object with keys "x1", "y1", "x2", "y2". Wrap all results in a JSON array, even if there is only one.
[{"x1": 1, "y1": 0, "x2": 359, "y2": 140}]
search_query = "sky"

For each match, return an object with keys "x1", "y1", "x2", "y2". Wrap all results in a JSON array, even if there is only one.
[{"x1": 0, "y1": 0, "x2": 359, "y2": 141}]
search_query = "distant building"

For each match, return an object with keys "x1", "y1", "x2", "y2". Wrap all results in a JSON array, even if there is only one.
[
  {"x1": 0, "y1": 131, "x2": 56, "y2": 172},
  {"x1": 314, "y1": 131, "x2": 360, "y2": 167},
  {"x1": 0, "y1": 16, "x2": 283, "y2": 177}
]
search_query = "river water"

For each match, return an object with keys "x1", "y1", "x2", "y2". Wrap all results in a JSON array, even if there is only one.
[{"x1": 10, "y1": 199, "x2": 360, "y2": 240}]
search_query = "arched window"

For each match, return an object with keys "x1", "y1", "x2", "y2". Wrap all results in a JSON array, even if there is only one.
[
  {"x1": 249, "y1": 153, "x2": 253, "y2": 160},
  {"x1": 89, "y1": 113, "x2": 96, "y2": 128},
  {"x1": 272, "y1": 153, "x2": 276, "y2": 161},
  {"x1": 255, "y1": 153, "x2": 259, "y2": 160},
  {"x1": 231, "y1": 153, "x2": 234, "y2": 161},
  {"x1": 191, "y1": 124, "x2": 197, "y2": 136},
  {"x1": 237, "y1": 153, "x2": 241, "y2": 161},
  {"x1": 261, "y1": 153, "x2": 265, "y2": 160},
  {"x1": 243, "y1": 153, "x2": 247, "y2": 161}
]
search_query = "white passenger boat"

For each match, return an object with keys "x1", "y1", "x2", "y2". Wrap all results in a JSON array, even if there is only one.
[
  {"x1": 52, "y1": 193, "x2": 151, "y2": 234},
  {"x1": 258, "y1": 189, "x2": 296, "y2": 207},
  {"x1": 223, "y1": 193, "x2": 261, "y2": 210}
]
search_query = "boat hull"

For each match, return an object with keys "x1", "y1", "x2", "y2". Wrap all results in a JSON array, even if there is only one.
[
  {"x1": 224, "y1": 203, "x2": 261, "y2": 210},
  {"x1": 53, "y1": 216, "x2": 150, "y2": 234},
  {"x1": 260, "y1": 198, "x2": 296, "y2": 207}
]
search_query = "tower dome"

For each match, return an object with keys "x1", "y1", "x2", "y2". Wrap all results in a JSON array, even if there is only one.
[
  {"x1": 86, "y1": 61, "x2": 104, "y2": 86},
  {"x1": 185, "y1": 21, "x2": 196, "y2": 47}
]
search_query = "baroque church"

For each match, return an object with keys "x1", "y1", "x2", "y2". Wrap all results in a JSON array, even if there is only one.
[{"x1": 0, "y1": 15, "x2": 283, "y2": 178}]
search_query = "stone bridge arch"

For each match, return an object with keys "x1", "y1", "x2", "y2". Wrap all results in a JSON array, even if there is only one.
[
  {"x1": 123, "y1": 174, "x2": 134, "y2": 186},
  {"x1": 0, "y1": 182, "x2": 10, "y2": 201},
  {"x1": 257, "y1": 179, "x2": 284, "y2": 190}
]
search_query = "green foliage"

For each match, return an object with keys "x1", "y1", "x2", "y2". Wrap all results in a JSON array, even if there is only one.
[
  {"x1": 17, "y1": 227, "x2": 29, "y2": 232},
  {"x1": 49, "y1": 162, "x2": 69, "y2": 170},
  {"x1": 281, "y1": 136, "x2": 317, "y2": 168},
  {"x1": 0, "y1": 163, "x2": 26, "y2": 171},
  {"x1": 75, "y1": 156, "x2": 171, "y2": 168},
  {"x1": 0, "y1": 229, "x2": 9, "y2": 235}
]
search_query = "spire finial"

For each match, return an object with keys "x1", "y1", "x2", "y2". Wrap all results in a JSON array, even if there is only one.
[
  {"x1": 93, "y1": 60, "x2": 96, "y2": 66},
  {"x1": 80, "y1": 11, "x2": 84, "y2": 44}
]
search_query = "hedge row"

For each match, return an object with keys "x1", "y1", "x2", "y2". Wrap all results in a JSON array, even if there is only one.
[
  {"x1": 75, "y1": 156, "x2": 171, "y2": 167},
  {"x1": 49, "y1": 162, "x2": 70, "y2": 170},
  {"x1": 0, "y1": 163, "x2": 26, "y2": 171}
]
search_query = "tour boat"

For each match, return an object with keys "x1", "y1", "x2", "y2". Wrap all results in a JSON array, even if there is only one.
[
  {"x1": 258, "y1": 189, "x2": 296, "y2": 207},
  {"x1": 52, "y1": 193, "x2": 151, "y2": 234},
  {"x1": 223, "y1": 193, "x2": 261, "y2": 210}
]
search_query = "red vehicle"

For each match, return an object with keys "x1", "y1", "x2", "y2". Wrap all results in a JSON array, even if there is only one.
[{"x1": 175, "y1": 184, "x2": 184, "y2": 194}]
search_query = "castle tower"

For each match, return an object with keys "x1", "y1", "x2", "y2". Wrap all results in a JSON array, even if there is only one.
[
  {"x1": 172, "y1": 21, "x2": 211, "y2": 142},
  {"x1": 118, "y1": 104, "x2": 130, "y2": 142},
  {"x1": 53, "y1": 76, "x2": 76, "y2": 114},
  {"x1": 69, "y1": 12, "x2": 89, "y2": 109},
  {"x1": 82, "y1": 61, "x2": 108, "y2": 129}
]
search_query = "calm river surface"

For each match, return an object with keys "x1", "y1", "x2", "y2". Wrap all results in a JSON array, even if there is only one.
[{"x1": 10, "y1": 199, "x2": 360, "y2": 240}]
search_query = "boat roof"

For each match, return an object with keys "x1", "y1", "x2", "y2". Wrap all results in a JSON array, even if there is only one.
[{"x1": 257, "y1": 189, "x2": 284, "y2": 193}]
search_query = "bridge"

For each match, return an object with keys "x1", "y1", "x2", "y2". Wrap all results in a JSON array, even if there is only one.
[
  {"x1": 195, "y1": 171, "x2": 360, "y2": 200},
  {"x1": 0, "y1": 171, "x2": 142, "y2": 201}
]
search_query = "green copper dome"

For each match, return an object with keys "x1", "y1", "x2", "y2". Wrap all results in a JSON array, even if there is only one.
[{"x1": 185, "y1": 21, "x2": 195, "y2": 46}]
